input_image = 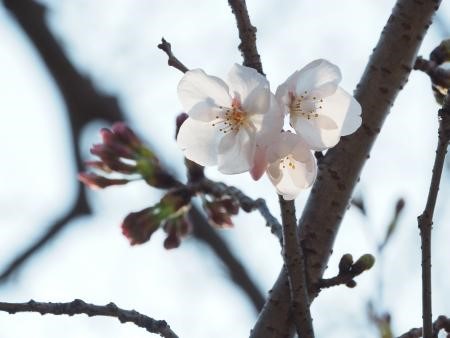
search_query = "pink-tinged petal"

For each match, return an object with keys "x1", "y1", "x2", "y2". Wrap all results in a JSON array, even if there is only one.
[
  {"x1": 295, "y1": 59, "x2": 342, "y2": 97},
  {"x1": 228, "y1": 64, "x2": 269, "y2": 103},
  {"x1": 250, "y1": 145, "x2": 268, "y2": 180},
  {"x1": 275, "y1": 71, "x2": 301, "y2": 112},
  {"x1": 178, "y1": 69, "x2": 231, "y2": 112},
  {"x1": 217, "y1": 128, "x2": 255, "y2": 174},
  {"x1": 176, "y1": 118, "x2": 220, "y2": 166}
]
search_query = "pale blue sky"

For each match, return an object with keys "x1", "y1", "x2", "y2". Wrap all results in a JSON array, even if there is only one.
[{"x1": 1, "y1": 1, "x2": 450, "y2": 337}]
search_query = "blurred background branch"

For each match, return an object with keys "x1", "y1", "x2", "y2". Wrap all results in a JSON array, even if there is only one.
[{"x1": 1, "y1": 0, "x2": 264, "y2": 313}]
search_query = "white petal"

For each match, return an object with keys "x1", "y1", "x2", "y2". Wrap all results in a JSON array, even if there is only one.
[
  {"x1": 252, "y1": 94, "x2": 284, "y2": 139},
  {"x1": 319, "y1": 87, "x2": 362, "y2": 135},
  {"x1": 316, "y1": 115, "x2": 338, "y2": 130},
  {"x1": 178, "y1": 69, "x2": 231, "y2": 112},
  {"x1": 295, "y1": 59, "x2": 342, "y2": 97},
  {"x1": 242, "y1": 83, "x2": 270, "y2": 115},
  {"x1": 217, "y1": 128, "x2": 255, "y2": 174},
  {"x1": 341, "y1": 95, "x2": 362, "y2": 136},
  {"x1": 176, "y1": 118, "x2": 220, "y2": 166},
  {"x1": 291, "y1": 115, "x2": 339, "y2": 151},
  {"x1": 188, "y1": 101, "x2": 222, "y2": 122},
  {"x1": 228, "y1": 64, "x2": 269, "y2": 104}
]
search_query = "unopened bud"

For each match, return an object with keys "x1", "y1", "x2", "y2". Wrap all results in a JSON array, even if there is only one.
[
  {"x1": 163, "y1": 231, "x2": 181, "y2": 249},
  {"x1": 204, "y1": 199, "x2": 236, "y2": 228},
  {"x1": 395, "y1": 198, "x2": 405, "y2": 215},
  {"x1": 111, "y1": 122, "x2": 141, "y2": 149},
  {"x1": 430, "y1": 39, "x2": 450, "y2": 64},
  {"x1": 78, "y1": 172, "x2": 129, "y2": 189},
  {"x1": 144, "y1": 167, "x2": 180, "y2": 189},
  {"x1": 338, "y1": 254, "x2": 354, "y2": 274},
  {"x1": 121, "y1": 207, "x2": 160, "y2": 245},
  {"x1": 160, "y1": 189, "x2": 193, "y2": 216},
  {"x1": 351, "y1": 254, "x2": 375, "y2": 275},
  {"x1": 345, "y1": 280, "x2": 357, "y2": 288},
  {"x1": 84, "y1": 161, "x2": 113, "y2": 173},
  {"x1": 175, "y1": 113, "x2": 189, "y2": 138}
]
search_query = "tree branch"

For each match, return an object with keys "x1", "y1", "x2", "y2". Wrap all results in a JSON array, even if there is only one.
[
  {"x1": 417, "y1": 93, "x2": 450, "y2": 338},
  {"x1": 279, "y1": 197, "x2": 314, "y2": 338},
  {"x1": 198, "y1": 179, "x2": 283, "y2": 244},
  {"x1": 227, "y1": 0, "x2": 264, "y2": 75},
  {"x1": 397, "y1": 315, "x2": 450, "y2": 338},
  {"x1": 0, "y1": 299, "x2": 178, "y2": 338},
  {"x1": 158, "y1": 38, "x2": 189, "y2": 73},
  {"x1": 251, "y1": 0, "x2": 442, "y2": 336}
]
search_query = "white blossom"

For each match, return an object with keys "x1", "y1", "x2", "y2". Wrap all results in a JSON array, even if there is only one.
[
  {"x1": 276, "y1": 59, "x2": 362, "y2": 151},
  {"x1": 177, "y1": 64, "x2": 283, "y2": 177},
  {"x1": 266, "y1": 131, "x2": 317, "y2": 200}
]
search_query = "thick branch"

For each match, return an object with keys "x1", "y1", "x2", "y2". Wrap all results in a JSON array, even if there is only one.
[
  {"x1": 417, "y1": 93, "x2": 450, "y2": 338},
  {"x1": 279, "y1": 197, "x2": 314, "y2": 338},
  {"x1": 0, "y1": 299, "x2": 178, "y2": 338},
  {"x1": 251, "y1": 0, "x2": 442, "y2": 336},
  {"x1": 227, "y1": 0, "x2": 263, "y2": 75},
  {"x1": 158, "y1": 38, "x2": 189, "y2": 73}
]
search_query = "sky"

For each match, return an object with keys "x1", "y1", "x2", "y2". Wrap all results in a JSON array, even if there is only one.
[{"x1": 1, "y1": 1, "x2": 450, "y2": 337}]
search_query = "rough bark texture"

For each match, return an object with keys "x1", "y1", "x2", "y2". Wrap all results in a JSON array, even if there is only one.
[{"x1": 251, "y1": 0, "x2": 441, "y2": 337}]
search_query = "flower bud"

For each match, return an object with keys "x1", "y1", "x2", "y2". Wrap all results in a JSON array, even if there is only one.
[
  {"x1": 175, "y1": 113, "x2": 189, "y2": 138},
  {"x1": 395, "y1": 198, "x2": 405, "y2": 215},
  {"x1": 121, "y1": 207, "x2": 161, "y2": 245},
  {"x1": 143, "y1": 167, "x2": 181, "y2": 189},
  {"x1": 78, "y1": 172, "x2": 129, "y2": 189},
  {"x1": 203, "y1": 198, "x2": 236, "y2": 228},
  {"x1": 351, "y1": 254, "x2": 375, "y2": 275},
  {"x1": 430, "y1": 39, "x2": 450, "y2": 64},
  {"x1": 345, "y1": 280, "x2": 357, "y2": 288},
  {"x1": 112, "y1": 122, "x2": 141, "y2": 149},
  {"x1": 163, "y1": 231, "x2": 181, "y2": 249},
  {"x1": 338, "y1": 254, "x2": 354, "y2": 274},
  {"x1": 160, "y1": 189, "x2": 193, "y2": 216}
]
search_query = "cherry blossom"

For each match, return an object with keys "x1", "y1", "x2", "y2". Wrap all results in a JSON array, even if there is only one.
[
  {"x1": 266, "y1": 132, "x2": 317, "y2": 200},
  {"x1": 276, "y1": 59, "x2": 362, "y2": 150},
  {"x1": 176, "y1": 64, "x2": 283, "y2": 178}
]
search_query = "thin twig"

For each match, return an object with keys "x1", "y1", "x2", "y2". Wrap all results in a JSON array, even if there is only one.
[
  {"x1": 397, "y1": 315, "x2": 450, "y2": 338},
  {"x1": 158, "y1": 38, "x2": 189, "y2": 73},
  {"x1": 417, "y1": 93, "x2": 450, "y2": 338},
  {"x1": 0, "y1": 299, "x2": 178, "y2": 338},
  {"x1": 279, "y1": 197, "x2": 314, "y2": 338},
  {"x1": 227, "y1": 0, "x2": 264, "y2": 75},
  {"x1": 198, "y1": 179, "x2": 283, "y2": 245}
]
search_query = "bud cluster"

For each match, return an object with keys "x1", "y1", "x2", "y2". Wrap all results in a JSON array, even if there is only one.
[
  {"x1": 202, "y1": 196, "x2": 239, "y2": 228},
  {"x1": 121, "y1": 189, "x2": 193, "y2": 248},
  {"x1": 79, "y1": 122, "x2": 179, "y2": 190}
]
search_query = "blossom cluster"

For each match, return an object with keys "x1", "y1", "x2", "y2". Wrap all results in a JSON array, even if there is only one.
[{"x1": 176, "y1": 60, "x2": 362, "y2": 200}]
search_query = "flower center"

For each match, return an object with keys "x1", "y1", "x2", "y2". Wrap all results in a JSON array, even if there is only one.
[
  {"x1": 289, "y1": 91, "x2": 324, "y2": 120},
  {"x1": 280, "y1": 155, "x2": 296, "y2": 170},
  {"x1": 211, "y1": 100, "x2": 250, "y2": 134}
]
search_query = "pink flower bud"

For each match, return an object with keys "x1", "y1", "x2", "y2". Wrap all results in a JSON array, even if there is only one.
[
  {"x1": 121, "y1": 207, "x2": 160, "y2": 245},
  {"x1": 112, "y1": 122, "x2": 141, "y2": 149},
  {"x1": 78, "y1": 172, "x2": 129, "y2": 189},
  {"x1": 175, "y1": 113, "x2": 189, "y2": 139}
]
